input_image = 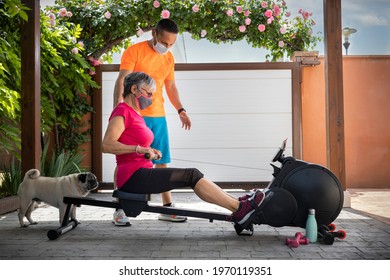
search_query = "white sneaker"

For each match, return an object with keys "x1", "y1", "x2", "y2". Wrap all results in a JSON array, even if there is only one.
[
  {"x1": 112, "y1": 209, "x2": 131, "y2": 226},
  {"x1": 158, "y1": 203, "x2": 187, "y2": 222}
]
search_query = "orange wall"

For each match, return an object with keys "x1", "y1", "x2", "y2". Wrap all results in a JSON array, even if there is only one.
[{"x1": 302, "y1": 56, "x2": 390, "y2": 189}]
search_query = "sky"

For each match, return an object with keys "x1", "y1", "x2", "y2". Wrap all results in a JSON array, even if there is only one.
[{"x1": 41, "y1": 0, "x2": 390, "y2": 62}]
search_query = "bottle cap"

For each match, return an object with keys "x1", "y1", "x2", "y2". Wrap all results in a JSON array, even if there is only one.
[{"x1": 308, "y1": 209, "x2": 315, "y2": 215}]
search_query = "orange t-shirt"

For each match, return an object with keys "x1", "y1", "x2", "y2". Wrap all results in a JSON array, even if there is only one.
[{"x1": 120, "y1": 41, "x2": 175, "y2": 117}]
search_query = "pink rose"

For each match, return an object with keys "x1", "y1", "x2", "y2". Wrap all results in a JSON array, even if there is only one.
[
  {"x1": 273, "y1": 5, "x2": 280, "y2": 17},
  {"x1": 264, "y1": 9, "x2": 272, "y2": 18},
  {"x1": 245, "y1": 18, "x2": 251, "y2": 25},
  {"x1": 226, "y1": 9, "x2": 233, "y2": 17},
  {"x1": 78, "y1": 41, "x2": 84, "y2": 48},
  {"x1": 278, "y1": 41, "x2": 284, "y2": 48},
  {"x1": 239, "y1": 25, "x2": 246, "y2": 32},
  {"x1": 59, "y1": 8, "x2": 67, "y2": 17},
  {"x1": 200, "y1": 30, "x2": 207, "y2": 38},
  {"x1": 153, "y1": 1, "x2": 160, "y2": 8},
  {"x1": 161, "y1": 9, "x2": 170, "y2": 19},
  {"x1": 49, "y1": 13, "x2": 56, "y2": 20},
  {"x1": 280, "y1": 26, "x2": 286, "y2": 34},
  {"x1": 261, "y1": 2, "x2": 267, "y2": 8},
  {"x1": 303, "y1": 11, "x2": 310, "y2": 20},
  {"x1": 236, "y1": 6, "x2": 243, "y2": 13},
  {"x1": 66, "y1": 11, "x2": 72, "y2": 17},
  {"x1": 286, "y1": 11, "x2": 291, "y2": 17},
  {"x1": 244, "y1": 10, "x2": 251, "y2": 17},
  {"x1": 50, "y1": 19, "x2": 56, "y2": 28},
  {"x1": 92, "y1": 60, "x2": 100, "y2": 67},
  {"x1": 258, "y1": 24, "x2": 266, "y2": 32},
  {"x1": 104, "y1": 11, "x2": 111, "y2": 19},
  {"x1": 267, "y1": 16, "x2": 274, "y2": 24},
  {"x1": 71, "y1": 47, "x2": 78, "y2": 54},
  {"x1": 298, "y1": 9, "x2": 303, "y2": 14},
  {"x1": 192, "y1": 5, "x2": 199, "y2": 13},
  {"x1": 89, "y1": 70, "x2": 96, "y2": 76}
]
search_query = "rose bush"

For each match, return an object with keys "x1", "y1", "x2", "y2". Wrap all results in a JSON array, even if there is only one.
[{"x1": 47, "y1": 0, "x2": 321, "y2": 62}]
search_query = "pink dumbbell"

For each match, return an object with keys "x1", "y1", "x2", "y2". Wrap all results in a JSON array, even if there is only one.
[{"x1": 286, "y1": 232, "x2": 310, "y2": 247}]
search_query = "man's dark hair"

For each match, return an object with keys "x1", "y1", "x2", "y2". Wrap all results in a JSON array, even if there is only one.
[{"x1": 156, "y1": 19, "x2": 179, "y2": 35}]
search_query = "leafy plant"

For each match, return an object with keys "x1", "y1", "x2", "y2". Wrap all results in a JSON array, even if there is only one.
[
  {"x1": 0, "y1": 159, "x2": 22, "y2": 198},
  {"x1": 1, "y1": 0, "x2": 99, "y2": 157},
  {"x1": 40, "y1": 143, "x2": 83, "y2": 177},
  {"x1": 0, "y1": 1, "x2": 25, "y2": 156}
]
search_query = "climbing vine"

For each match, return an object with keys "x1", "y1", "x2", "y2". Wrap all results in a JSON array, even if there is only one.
[{"x1": 47, "y1": 0, "x2": 320, "y2": 62}]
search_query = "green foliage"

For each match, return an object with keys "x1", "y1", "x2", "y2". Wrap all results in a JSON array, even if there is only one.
[
  {"x1": 0, "y1": 0, "x2": 99, "y2": 158},
  {"x1": 0, "y1": 159, "x2": 21, "y2": 198},
  {"x1": 49, "y1": 0, "x2": 321, "y2": 62},
  {"x1": 40, "y1": 143, "x2": 83, "y2": 177},
  {"x1": 0, "y1": 0, "x2": 25, "y2": 155},
  {"x1": 40, "y1": 12, "x2": 99, "y2": 152}
]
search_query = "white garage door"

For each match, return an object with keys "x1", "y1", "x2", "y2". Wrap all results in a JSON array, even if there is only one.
[{"x1": 102, "y1": 69, "x2": 293, "y2": 183}]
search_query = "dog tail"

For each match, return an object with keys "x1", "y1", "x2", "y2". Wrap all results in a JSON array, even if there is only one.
[{"x1": 23, "y1": 169, "x2": 40, "y2": 180}]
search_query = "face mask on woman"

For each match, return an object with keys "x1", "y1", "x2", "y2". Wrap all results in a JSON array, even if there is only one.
[{"x1": 135, "y1": 89, "x2": 153, "y2": 110}]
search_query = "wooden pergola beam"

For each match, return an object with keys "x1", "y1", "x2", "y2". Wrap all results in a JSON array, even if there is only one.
[
  {"x1": 21, "y1": 0, "x2": 41, "y2": 175},
  {"x1": 323, "y1": 0, "x2": 346, "y2": 189}
]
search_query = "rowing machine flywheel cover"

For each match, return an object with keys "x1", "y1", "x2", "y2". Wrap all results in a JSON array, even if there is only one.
[{"x1": 279, "y1": 164, "x2": 344, "y2": 228}]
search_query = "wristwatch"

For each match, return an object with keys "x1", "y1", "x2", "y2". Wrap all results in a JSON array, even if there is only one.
[{"x1": 178, "y1": 108, "x2": 186, "y2": 114}]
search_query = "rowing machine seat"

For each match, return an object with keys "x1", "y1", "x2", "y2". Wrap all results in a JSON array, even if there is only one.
[{"x1": 112, "y1": 190, "x2": 150, "y2": 217}]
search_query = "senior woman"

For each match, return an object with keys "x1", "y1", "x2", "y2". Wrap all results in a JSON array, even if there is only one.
[{"x1": 102, "y1": 72, "x2": 266, "y2": 226}]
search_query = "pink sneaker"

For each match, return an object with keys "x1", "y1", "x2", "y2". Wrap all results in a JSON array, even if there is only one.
[{"x1": 232, "y1": 191, "x2": 265, "y2": 226}]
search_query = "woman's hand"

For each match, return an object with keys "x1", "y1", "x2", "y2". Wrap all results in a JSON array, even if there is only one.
[
  {"x1": 138, "y1": 146, "x2": 162, "y2": 160},
  {"x1": 152, "y1": 148, "x2": 162, "y2": 160}
]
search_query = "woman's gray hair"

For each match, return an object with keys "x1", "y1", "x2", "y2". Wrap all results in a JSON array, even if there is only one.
[{"x1": 123, "y1": 72, "x2": 156, "y2": 98}]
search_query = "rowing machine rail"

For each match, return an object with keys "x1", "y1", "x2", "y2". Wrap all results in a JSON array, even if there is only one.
[{"x1": 47, "y1": 191, "x2": 231, "y2": 240}]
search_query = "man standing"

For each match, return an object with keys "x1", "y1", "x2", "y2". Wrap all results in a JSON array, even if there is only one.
[{"x1": 112, "y1": 19, "x2": 191, "y2": 226}]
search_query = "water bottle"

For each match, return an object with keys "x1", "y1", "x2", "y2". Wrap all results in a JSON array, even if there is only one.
[{"x1": 305, "y1": 208, "x2": 318, "y2": 243}]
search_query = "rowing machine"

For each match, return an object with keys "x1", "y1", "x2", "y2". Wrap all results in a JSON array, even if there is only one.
[{"x1": 47, "y1": 139, "x2": 344, "y2": 240}]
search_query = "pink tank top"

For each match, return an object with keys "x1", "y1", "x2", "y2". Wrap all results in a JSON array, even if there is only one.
[{"x1": 109, "y1": 103, "x2": 154, "y2": 188}]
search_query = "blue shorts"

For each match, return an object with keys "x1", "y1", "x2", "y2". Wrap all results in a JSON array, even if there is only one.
[{"x1": 143, "y1": 117, "x2": 171, "y2": 165}]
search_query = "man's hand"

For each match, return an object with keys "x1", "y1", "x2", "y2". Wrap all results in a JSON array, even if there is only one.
[{"x1": 179, "y1": 111, "x2": 191, "y2": 130}]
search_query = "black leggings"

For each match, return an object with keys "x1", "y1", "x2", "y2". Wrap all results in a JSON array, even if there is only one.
[{"x1": 120, "y1": 167, "x2": 204, "y2": 194}]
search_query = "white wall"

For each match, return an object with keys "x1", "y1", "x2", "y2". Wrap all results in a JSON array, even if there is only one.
[{"x1": 102, "y1": 69, "x2": 293, "y2": 183}]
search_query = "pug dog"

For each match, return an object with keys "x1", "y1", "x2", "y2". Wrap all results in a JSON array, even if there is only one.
[{"x1": 18, "y1": 169, "x2": 99, "y2": 227}]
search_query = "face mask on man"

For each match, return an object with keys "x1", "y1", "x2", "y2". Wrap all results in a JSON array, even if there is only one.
[{"x1": 153, "y1": 40, "x2": 170, "y2": 55}]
